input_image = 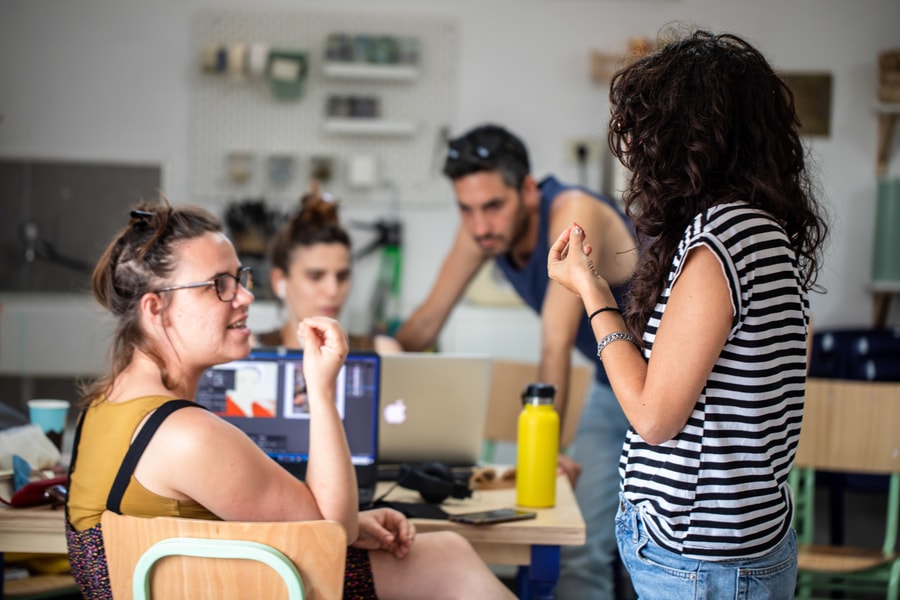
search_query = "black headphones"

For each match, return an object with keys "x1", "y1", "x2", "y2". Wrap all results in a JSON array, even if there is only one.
[{"x1": 396, "y1": 461, "x2": 472, "y2": 504}]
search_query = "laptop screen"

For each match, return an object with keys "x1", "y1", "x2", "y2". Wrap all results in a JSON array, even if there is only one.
[{"x1": 195, "y1": 348, "x2": 380, "y2": 471}]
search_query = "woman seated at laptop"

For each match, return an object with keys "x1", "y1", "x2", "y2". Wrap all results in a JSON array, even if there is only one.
[
  {"x1": 256, "y1": 182, "x2": 402, "y2": 354},
  {"x1": 65, "y1": 200, "x2": 514, "y2": 600}
]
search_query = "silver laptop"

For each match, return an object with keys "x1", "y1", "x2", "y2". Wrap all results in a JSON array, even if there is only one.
[{"x1": 378, "y1": 353, "x2": 492, "y2": 467}]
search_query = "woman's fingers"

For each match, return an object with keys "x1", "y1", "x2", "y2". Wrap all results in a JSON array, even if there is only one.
[
  {"x1": 299, "y1": 317, "x2": 348, "y2": 357},
  {"x1": 549, "y1": 225, "x2": 572, "y2": 259},
  {"x1": 297, "y1": 317, "x2": 348, "y2": 391}
]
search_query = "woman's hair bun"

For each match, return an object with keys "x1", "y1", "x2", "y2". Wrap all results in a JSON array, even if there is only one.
[{"x1": 297, "y1": 180, "x2": 340, "y2": 228}]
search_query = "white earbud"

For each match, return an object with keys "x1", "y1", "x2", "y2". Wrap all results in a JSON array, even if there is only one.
[{"x1": 276, "y1": 280, "x2": 287, "y2": 300}]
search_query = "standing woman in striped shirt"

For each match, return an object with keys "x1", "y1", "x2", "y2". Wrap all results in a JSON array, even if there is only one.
[{"x1": 548, "y1": 28, "x2": 828, "y2": 599}]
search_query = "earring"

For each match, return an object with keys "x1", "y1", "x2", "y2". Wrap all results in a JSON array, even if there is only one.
[{"x1": 276, "y1": 281, "x2": 287, "y2": 299}]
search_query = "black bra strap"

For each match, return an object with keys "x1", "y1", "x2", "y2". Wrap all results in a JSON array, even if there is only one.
[
  {"x1": 67, "y1": 410, "x2": 85, "y2": 481},
  {"x1": 106, "y1": 399, "x2": 201, "y2": 513},
  {"x1": 65, "y1": 408, "x2": 88, "y2": 520}
]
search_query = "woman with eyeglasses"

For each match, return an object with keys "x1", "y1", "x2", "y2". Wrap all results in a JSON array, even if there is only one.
[
  {"x1": 256, "y1": 182, "x2": 402, "y2": 354},
  {"x1": 65, "y1": 200, "x2": 514, "y2": 600},
  {"x1": 547, "y1": 29, "x2": 828, "y2": 598}
]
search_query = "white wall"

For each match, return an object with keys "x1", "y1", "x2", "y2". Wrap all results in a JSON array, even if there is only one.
[{"x1": 1, "y1": 0, "x2": 898, "y2": 373}]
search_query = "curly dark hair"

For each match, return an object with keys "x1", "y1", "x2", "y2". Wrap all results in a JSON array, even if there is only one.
[
  {"x1": 81, "y1": 198, "x2": 223, "y2": 404},
  {"x1": 269, "y1": 183, "x2": 351, "y2": 274},
  {"x1": 607, "y1": 28, "x2": 828, "y2": 336}
]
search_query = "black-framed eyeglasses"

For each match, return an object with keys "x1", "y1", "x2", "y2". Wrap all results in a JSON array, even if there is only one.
[{"x1": 155, "y1": 266, "x2": 253, "y2": 302}]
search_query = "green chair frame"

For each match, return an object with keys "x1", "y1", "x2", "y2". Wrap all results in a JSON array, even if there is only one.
[
  {"x1": 790, "y1": 378, "x2": 900, "y2": 600},
  {"x1": 791, "y1": 469, "x2": 900, "y2": 599},
  {"x1": 133, "y1": 537, "x2": 305, "y2": 600}
]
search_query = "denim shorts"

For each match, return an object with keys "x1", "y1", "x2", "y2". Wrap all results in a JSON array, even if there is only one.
[{"x1": 615, "y1": 494, "x2": 797, "y2": 600}]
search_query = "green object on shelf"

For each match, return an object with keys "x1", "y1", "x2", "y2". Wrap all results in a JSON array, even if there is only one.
[
  {"x1": 872, "y1": 178, "x2": 900, "y2": 284},
  {"x1": 267, "y1": 49, "x2": 308, "y2": 101}
]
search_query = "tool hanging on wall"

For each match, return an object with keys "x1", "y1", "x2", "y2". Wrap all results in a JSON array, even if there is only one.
[
  {"x1": 223, "y1": 198, "x2": 283, "y2": 300},
  {"x1": 19, "y1": 221, "x2": 92, "y2": 274},
  {"x1": 353, "y1": 218, "x2": 403, "y2": 336},
  {"x1": 223, "y1": 198, "x2": 283, "y2": 257}
]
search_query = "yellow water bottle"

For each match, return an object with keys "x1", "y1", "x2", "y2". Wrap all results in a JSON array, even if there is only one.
[{"x1": 516, "y1": 383, "x2": 559, "y2": 508}]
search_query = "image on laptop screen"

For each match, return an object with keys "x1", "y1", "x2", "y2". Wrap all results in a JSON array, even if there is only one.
[{"x1": 195, "y1": 349, "x2": 380, "y2": 477}]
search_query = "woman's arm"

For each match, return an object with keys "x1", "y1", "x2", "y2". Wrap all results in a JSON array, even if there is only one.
[
  {"x1": 548, "y1": 224, "x2": 732, "y2": 444},
  {"x1": 299, "y1": 317, "x2": 358, "y2": 538},
  {"x1": 135, "y1": 317, "x2": 359, "y2": 540},
  {"x1": 394, "y1": 226, "x2": 486, "y2": 351}
]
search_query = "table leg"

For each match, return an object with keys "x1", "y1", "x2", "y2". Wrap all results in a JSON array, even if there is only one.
[{"x1": 516, "y1": 545, "x2": 561, "y2": 600}]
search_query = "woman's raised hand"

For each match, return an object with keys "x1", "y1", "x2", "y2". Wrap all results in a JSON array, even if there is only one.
[
  {"x1": 297, "y1": 316, "x2": 348, "y2": 396},
  {"x1": 548, "y1": 223, "x2": 604, "y2": 298}
]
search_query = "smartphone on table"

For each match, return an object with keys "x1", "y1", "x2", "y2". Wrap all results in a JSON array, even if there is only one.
[{"x1": 448, "y1": 508, "x2": 537, "y2": 525}]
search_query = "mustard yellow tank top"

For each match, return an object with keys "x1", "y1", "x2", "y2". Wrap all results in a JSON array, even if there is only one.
[{"x1": 67, "y1": 394, "x2": 218, "y2": 531}]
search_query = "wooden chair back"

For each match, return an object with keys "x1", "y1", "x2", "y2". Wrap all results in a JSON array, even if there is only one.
[
  {"x1": 102, "y1": 512, "x2": 347, "y2": 600},
  {"x1": 483, "y1": 359, "x2": 593, "y2": 449},
  {"x1": 795, "y1": 378, "x2": 900, "y2": 474},
  {"x1": 791, "y1": 377, "x2": 900, "y2": 600}
]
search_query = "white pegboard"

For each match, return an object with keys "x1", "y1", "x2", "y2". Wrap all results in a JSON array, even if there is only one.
[{"x1": 190, "y1": 9, "x2": 458, "y2": 209}]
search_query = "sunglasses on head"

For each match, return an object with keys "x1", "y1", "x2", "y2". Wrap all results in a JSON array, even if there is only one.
[{"x1": 446, "y1": 133, "x2": 519, "y2": 164}]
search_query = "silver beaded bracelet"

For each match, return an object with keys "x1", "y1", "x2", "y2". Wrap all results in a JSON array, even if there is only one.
[{"x1": 596, "y1": 331, "x2": 641, "y2": 361}]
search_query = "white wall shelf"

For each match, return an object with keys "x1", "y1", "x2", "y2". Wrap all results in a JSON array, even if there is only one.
[
  {"x1": 322, "y1": 118, "x2": 417, "y2": 136},
  {"x1": 191, "y1": 11, "x2": 454, "y2": 205},
  {"x1": 322, "y1": 61, "x2": 419, "y2": 81}
]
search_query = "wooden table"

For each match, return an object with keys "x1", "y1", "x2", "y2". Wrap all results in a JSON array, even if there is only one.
[
  {"x1": 0, "y1": 503, "x2": 71, "y2": 598},
  {"x1": 0, "y1": 503, "x2": 68, "y2": 554},
  {"x1": 375, "y1": 473, "x2": 585, "y2": 599},
  {"x1": 0, "y1": 474, "x2": 584, "y2": 600}
]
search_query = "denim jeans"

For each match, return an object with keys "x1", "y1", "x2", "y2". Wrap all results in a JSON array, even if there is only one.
[
  {"x1": 556, "y1": 381, "x2": 630, "y2": 599},
  {"x1": 615, "y1": 495, "x2": 798, "y2": 600}
]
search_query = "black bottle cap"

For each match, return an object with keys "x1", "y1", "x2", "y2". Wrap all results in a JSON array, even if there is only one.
[{"x1": 521, "y1": 382, "x2": 556, "y2": 404}]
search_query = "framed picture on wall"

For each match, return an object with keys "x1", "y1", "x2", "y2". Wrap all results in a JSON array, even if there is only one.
[{"x1": 779, "y1": 72, "x2": 833, "y2": 137}]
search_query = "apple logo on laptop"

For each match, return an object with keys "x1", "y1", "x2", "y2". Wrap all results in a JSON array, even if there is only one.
[{"x1": 383, "y1": 398, "x2": 407, "y2": 425}]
